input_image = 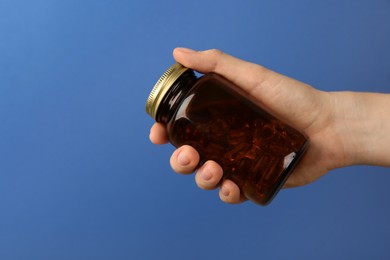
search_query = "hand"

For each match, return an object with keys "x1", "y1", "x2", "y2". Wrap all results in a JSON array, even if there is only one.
[{"x1": 149, "y1": 47, "x2": 390, "y2": 204}]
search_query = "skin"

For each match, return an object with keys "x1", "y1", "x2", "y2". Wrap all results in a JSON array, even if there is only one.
[{"x1": 149, "y1": 47, "x2": 390, "y2": 204}]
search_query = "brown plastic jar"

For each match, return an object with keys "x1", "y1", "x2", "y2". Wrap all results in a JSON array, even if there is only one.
[{"x1": 146, "y1": 63, "x2": 309, "y2": 205}]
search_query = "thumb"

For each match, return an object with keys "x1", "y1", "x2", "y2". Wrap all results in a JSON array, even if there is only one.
[
  {"x1": 173, "y1": 47, "x2": 272, "y2": 96},
  {"x1": 172, "y1": 47, "x2": 325, "y2": 132}
]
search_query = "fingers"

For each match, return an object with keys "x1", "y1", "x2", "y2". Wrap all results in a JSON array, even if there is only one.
[
  {"x1": 149, "y1": 108, "x2": 246, "y2": 204},
  {"x1": 219, "y1": 179, "x2": 247, "y2": 204},
  {"x1": 195, "y1": 160, "x2": 223, "y2": 190},
  {"x1": 170, "y1": 145, "x2": 200, "y2": 174},
  {"x1": 169, "y1": 147, "x2": 247, "y2": 204},
  {"x1": 149, "y1": 123, "x2": 169, "y2": 144},
  {"x1": 195, "y1": 160, "x2": 247, "y2": 204}
]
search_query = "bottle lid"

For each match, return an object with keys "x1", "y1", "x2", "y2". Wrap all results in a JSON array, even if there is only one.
[{"x1": 146, "y1": 63, "x2": 190, "y2": 120}]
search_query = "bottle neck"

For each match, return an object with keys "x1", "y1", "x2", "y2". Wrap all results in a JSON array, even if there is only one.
[{"x1": 156, "y1": 69, "x2": 197, "y2": 124}]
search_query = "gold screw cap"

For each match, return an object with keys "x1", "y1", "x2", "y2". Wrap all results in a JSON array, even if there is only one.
[{"x1": 146, "y1": 63, "x2": 189, "y2": 120}]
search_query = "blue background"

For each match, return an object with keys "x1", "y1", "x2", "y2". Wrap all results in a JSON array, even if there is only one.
[{"x1": 1, "y1": 0, "x2": 390, "y2": 259}]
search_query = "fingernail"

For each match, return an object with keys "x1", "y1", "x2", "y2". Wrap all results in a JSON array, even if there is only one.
[
  {"x1": 177, "y1": 151, "x2": 190, "y2": 166},
  {"x1": 200, "y1": 168, "x2": 212, "y2": 181},
  {"x1": 221, "y1": 186, "x2": 230, "y2": 197},
  {"x1": 176, "y1": 47, "x2": 196, "y2": 53}
]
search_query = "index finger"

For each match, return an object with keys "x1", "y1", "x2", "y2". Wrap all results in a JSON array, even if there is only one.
[{"x1": 149, "y1": 122, "x2": 169, "y2": 144}]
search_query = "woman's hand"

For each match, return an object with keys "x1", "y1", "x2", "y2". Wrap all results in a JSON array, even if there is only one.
[{"x1": 149, "y1": 47, "x2": 390, "y2": 204}]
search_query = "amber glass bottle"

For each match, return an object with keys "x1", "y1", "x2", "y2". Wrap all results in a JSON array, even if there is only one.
[{"x1": 146, "y1": 63, "x2": 309, "y2": 205}]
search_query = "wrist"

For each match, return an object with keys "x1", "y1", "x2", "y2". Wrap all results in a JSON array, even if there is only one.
[{"x1": 329, "y1": 91, "x2": 390, "y2": 167}]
